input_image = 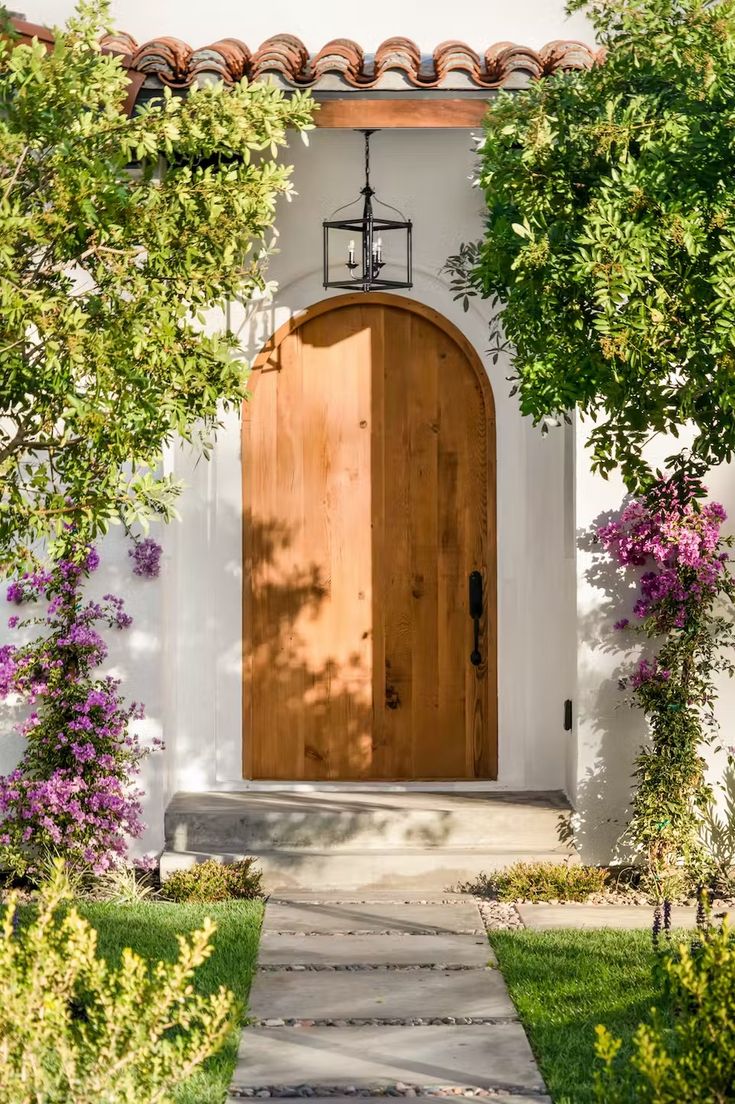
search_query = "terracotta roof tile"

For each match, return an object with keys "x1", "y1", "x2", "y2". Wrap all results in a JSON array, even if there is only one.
[
  {"x1": 98, "y1": 31, "x2": 601, "y2": 91},
  {"x1": 10, "y1": 18, "x2": 602, "y2": 96}
]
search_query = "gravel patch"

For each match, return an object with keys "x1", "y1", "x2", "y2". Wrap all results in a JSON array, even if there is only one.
[
  {"x1": 258, "y1": 964, "x2": 487, "y2": 972},
  {"x1": 267, "y1": 929, "x2": 483, "y2": 937},
  {"x1": 474, "y1": 900, "x2": 523, "y2": 931}
]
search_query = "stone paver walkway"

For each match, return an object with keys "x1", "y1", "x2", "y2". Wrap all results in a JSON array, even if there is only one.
[
  {"x1": 229, "y1": 893, "x2": 550, "y2": 1102},
  {"x1": 516, "y1": 903, "x2": 735, "y2": 930}
]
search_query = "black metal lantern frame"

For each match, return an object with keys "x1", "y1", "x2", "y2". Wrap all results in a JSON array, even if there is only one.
[{"x1": 323, "y1": 129, "x2": 413, "y2": 292}]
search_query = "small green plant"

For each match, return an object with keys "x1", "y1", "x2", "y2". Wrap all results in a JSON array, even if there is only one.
[
  {"x1": 87, "y1": 862, "x2": 156, "y2": 905},
  {"x1": 162, "y1": 858, "x2": 263, "y2": 903},
  {"x1": 0, "y1": 859, "x2": 233, "y2": 1104},
  {"x1": 595, "y1": 920, "x2": 735, "y2": 1102},
  {"x1": 463, "y1": 861, "x2": 608, "y2": 902}
]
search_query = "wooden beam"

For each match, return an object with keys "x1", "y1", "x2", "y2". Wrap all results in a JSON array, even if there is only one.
[{"x1": 313, "y1": 98, "x2": 489, "y2": 129}]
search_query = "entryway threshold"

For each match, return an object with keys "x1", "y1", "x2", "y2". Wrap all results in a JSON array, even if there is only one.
[{"x1": 212, "y1": 781, "x2": 563, "y2": 795}]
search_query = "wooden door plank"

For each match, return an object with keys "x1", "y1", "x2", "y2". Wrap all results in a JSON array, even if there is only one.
[
  {"x1": 299, "y1": 312, "x2": 337, "y2": 779},
  {"x1": 242, "y1": 396, "x2": 255, "y2": 778},
  {"x1": 436, "y1": 332, "x2": 470, "y2": 779},
  {"x1": 381, "y1": 307, "x2": 414, "y2": 779},
  {"x1": 272, "y1": 328, "x2": 306, "y2": 780},
  {"x1": 368, "y1": 306, "x2": 387, "y2": 776},
  {"x1": 463, "y1": 365, "x2": 490, "y2": 778},
  {"x1": 245, "y1": 349, "x2": 280, "y2": 777},
  {"x1": 406, "y1": 312, "x2": 442, "y2": 777},
  {"x1": 324, "y1": 308, "x2": 373, "y2": 778}
]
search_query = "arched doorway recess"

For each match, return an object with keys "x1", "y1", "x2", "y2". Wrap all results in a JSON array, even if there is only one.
[{"x1": 243, "y1": 293, "x2": 497, "y2": 780}]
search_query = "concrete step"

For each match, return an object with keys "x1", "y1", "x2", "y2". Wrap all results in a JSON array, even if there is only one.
[
  {"x1": 162, "y1": 791, "x2": 577, "y2": 891},
  {"x1": 159, "y1": 845, "x2": 577, "y2": 891},
  {"x1": 165, "y1": 790, "x2": 574, "y2": 853}
]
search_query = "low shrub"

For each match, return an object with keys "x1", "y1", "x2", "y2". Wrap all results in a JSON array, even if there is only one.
[
  {"x1": 465, "y1": 861, "x2": 608, "y2": 902},
  {"x1": 595, "y1": 919, "x2": 735, "y2": 1102},
  {"x1": 0, "y1": 860, "x2": 233, "y2": 1104},
  {"x1": 162, "y1": 858, "x2": 263, "y2": 903}
]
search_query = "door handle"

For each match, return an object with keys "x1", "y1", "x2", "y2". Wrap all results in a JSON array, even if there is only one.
[{"x1": 469, "y1": 570, "x2": 483, "y2": 667}]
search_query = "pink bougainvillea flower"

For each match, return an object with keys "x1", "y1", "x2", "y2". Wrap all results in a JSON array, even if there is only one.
[{"x1": 0, "y1": 544, "x2": 162, "y2": 874}]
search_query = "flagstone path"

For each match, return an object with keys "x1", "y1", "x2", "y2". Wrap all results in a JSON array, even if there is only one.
[
  {"x1": 229, "y1": 892, "x2": 550, "y2": 1103},
  {"x1": 516, "y1": 902, "x2": 735, "y2": 930}
]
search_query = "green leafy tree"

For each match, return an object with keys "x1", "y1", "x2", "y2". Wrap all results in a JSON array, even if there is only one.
[
  {"x1": 0, "y1": 1, "x2": 313, "y2": 570},
  {"x1": 447, "y1": 0, "x2": 735, "y2": 491}
]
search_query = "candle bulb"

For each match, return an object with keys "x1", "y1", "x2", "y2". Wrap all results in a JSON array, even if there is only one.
[
  {"x1": 348, "y1": 239, "x2": 355, "y2": 266},
  {"x1": 377, "y1": 237, "x2": 383, "y2": 264}
]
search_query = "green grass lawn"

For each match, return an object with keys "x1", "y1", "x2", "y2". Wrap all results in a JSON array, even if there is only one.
[
  {"x1": 490, "y1": 928, "x2": 665, "y2": 1104},
  {"x1": 80, "y1": 899, "x2": 264, "y2": 1104}
]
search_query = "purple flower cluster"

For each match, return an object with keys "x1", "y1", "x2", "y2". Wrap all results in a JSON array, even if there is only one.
[
  {"x1": 0, "y1": 545, "x2": 160, "y2": 875},
  {"x1": 129, "y1": 538, "x2": 162, "y2": 579},
  {"x1": 630, "y1": 658, "x2": 671, "y2": 690},
  {"x1": 599, "y1": 478, "x2": 728, "y2": 633},
  {"x1": 598, "y1": 480, "x2": 724, "y2": 571}
]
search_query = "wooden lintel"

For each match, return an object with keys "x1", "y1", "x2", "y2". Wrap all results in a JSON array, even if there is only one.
[{"x1": 313, "y1": 97, "x2": 489, "y2": 129}]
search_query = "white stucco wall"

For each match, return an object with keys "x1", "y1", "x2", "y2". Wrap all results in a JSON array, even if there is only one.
[
  {"x1": 0, "y1": 120, "x2": 579, "y2": 853},
  {"x1": 165, "y1": 128, "x2": 577, "y2": 805},
  {"x1": 573, "y1": 434, "x2": 735, "y2": 863},
  {"x1": 16, "y1": 1, "x2": 729, "y2": 866},
  {"x1": 21, "y1": 0, "x2": 593, "y2": 52}
]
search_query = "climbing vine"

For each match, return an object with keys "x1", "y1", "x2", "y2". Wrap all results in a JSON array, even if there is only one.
[
  {"x1": 0, "y1": 543, "x2": 161, "y2": 875},
  {"x1": 599, "y1": 477, "x2": 735, "y2": 892}
]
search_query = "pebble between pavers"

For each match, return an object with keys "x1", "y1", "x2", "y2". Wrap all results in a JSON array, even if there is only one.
[
  {"x1": 230, "y1": 896, "x2": 548, "y2": 1099},
  {"x1": 229, "y1": 1090, "x2": 549, "y2": 1099}
]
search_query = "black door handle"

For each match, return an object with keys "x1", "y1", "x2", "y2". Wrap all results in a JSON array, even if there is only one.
[{"x1": 469, "y1": 570, "x2": 483, "y2": 667}]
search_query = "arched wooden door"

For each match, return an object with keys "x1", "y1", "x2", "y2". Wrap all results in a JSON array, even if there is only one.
[{"x1": 243, "y1": 293, "x2": 497, "y2": 780}]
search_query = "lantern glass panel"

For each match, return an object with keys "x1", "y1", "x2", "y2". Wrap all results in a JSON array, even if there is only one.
[
  {"x1": 323, "y1": 219, "x2": 412, "y2": 292},
  {"x1": 322, "y1": 131, "x2": 413, "y2": 292}
]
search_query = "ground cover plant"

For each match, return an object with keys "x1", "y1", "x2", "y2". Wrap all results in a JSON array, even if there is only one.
[
  {"x1": 0, "y1": 0, "x2": 313, "y2": 572},
  {"x1": 462, "y1": 861, "x2": 609, "y2": 902},
  {"x1": 162, "y1": 858, "x2": 263, "y2": 903},
  {"x1": 490, "y1": 928, "x2": 663, "y2": 1104},
  {"x1": 0, "y1": 862, "x2": 249, "y2": 1104},
  {"x1": 80, "y1": 895, "x2": 263, "y2": 1104}
]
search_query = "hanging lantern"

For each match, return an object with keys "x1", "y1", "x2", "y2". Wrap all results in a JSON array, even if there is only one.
[{"x1": 322, "y1": 129, "x2": 413, "y2": 292}]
